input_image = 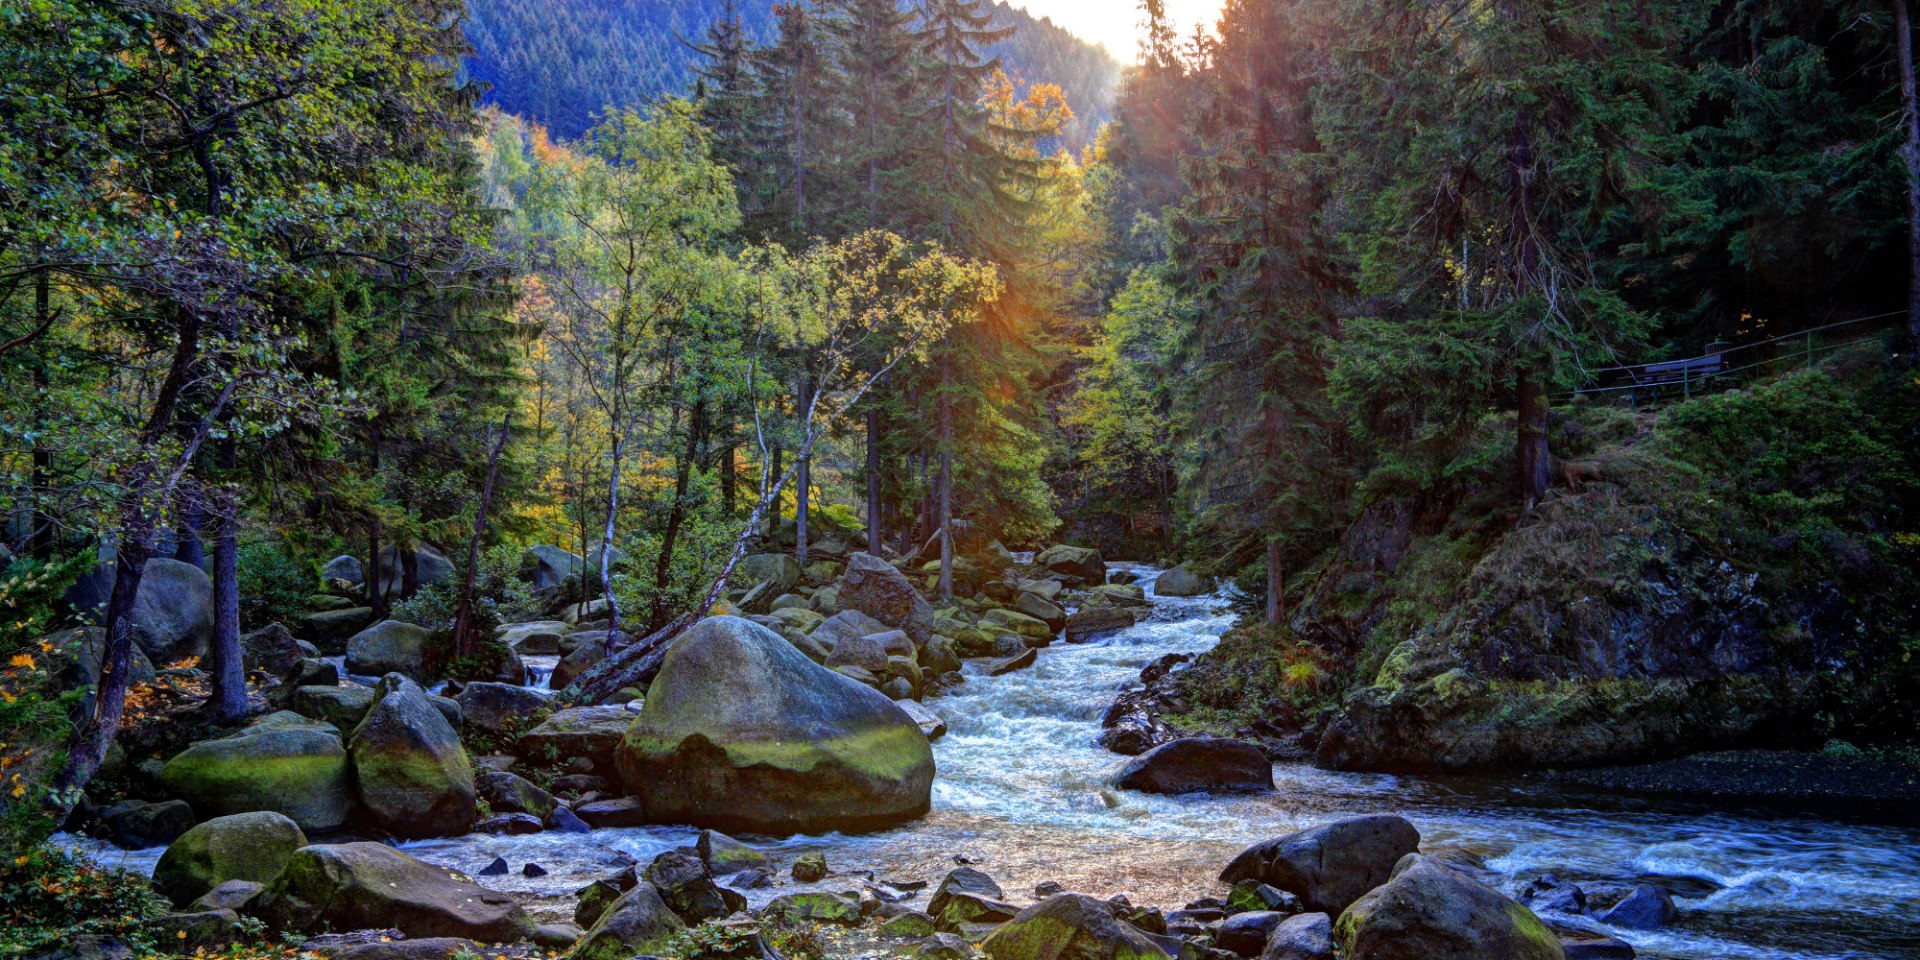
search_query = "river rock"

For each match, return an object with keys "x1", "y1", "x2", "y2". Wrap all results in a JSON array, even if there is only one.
[
  {"x1": 549, "y1": 635, "x2": 612, "y2": 690},
  {"x1": 374, "y1": 545, "x2": 455, "y2": 599},
  {"x1": 1153, "y1": 565, "x2": 1207, "y2": 597},
  {"x1": 1600, "y1": 884, "x2": 1678, "y2": 930},
  {"x1": 928, "y1": 867, "x2": 1004, "y2": 920},
  {"x1": 1262, "y1": 912, "x2": 1334, "y2": 960},
  {"x1": 1221, "y1": 815, "x2": 1421, "y2": 915},
  {"x1": 981, "y1": 608, "x2": 1052, "y2": 643},
  {"x1": 323, "y1": 555, "x2": 365, "y2": 590},
  {"x1": 519, "y1": 704, "x2": 630, "y2": 771},
  {"x1": 841, "y1": 553, "x2": 937, "y2": 646},
  {"x1": 241, "y1": 623, "x2": 319, "y2": 676},
  {"x1": 1035, "y1": 545, "x2": 1107, "y2": 586},
  {"x1": 696, "y1": 829, "x2": 771, "y2": 877},
  {"x1": 1334, "y1": 855, "x2": 1563, "y2": 960},
  {"x1": 157, "y1": 715, "x2": 351, "y2": 832},
  {"x1": 1066, "y1": 606, "x2": 1136, "y2": 642},
  {"x1": 132, "y1": 558, "x2": 214, "y2": 662},
  {"x1": 898, "y1": 699, "x2": 948, "y2": 740},
  {"x1": 811, "y1": 610, "x2": 891, "y2": 649},
  {"x1": 190, "y1": 879, "x2": 265, "y2": 913},
  {"x1": 1217, "y1": 910, "x2": 1291, "y2": 956},
  {"x1": 454, "y1": 682, "x2": 553, "y2": 736},
  {"x1": 914, "y1": 933, "x2": 975, "y2": 960},
  {"x1": 496, "y1": 620, "x2": 569, "y2": 654},
  {"x1": 644, "y1": 850, "x2": 732, "y2": 922},
  {"x1": 253, "y1": 842, "x2": 534, "y2": 943},
  {"x1": 296, "y1": 607, "x2": 375, "y2": 653},
  {"x1": 1114, "y1": 737, "x2": 1274, "y2": 794},
  {"x1": 344, "y1": 620, "x2": 434, "y2": 678},
  {"x1": 572, "y1": 882, "x2": 686, "y2": 960},
  {"x1": 518, "y1": 546, "x2": 584, "y2": 600},
  {"x1": 980, "y1": 894, "x2": 1171, "y2": 960},
  {"x1": 1014, "y1": 593, "x2": 1067, "y2": 632},
  {"x1": 989, "y1": 648, "x2": 1036, "y2": 675},
  {"x1": 736, "y1": 553, "x2": 802, "y2": 596},
  {"x1": 290, "y1": 684, "x2": 375, "y2": 729},
  {"x1": 475, "y1": 771, "x2": 557, "y2": 818},
  {"x1": 152, "y1": 812, "x2": 306, "y2": 906},
  {"x1": 97, "y1": 798, "x2": 194, "y2": 849},
  {"x1": 349, "y1": 674, "x2": 475, "y2": 838},
  {"x1": 615, "y1": 615, "x2": 935, "y2": 834}
]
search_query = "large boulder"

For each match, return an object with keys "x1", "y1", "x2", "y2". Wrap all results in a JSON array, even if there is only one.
[
  {"x1": 1263, "y1": 913, "x2": 1335, "y2": 960},
  {"x1": 132, "y1": 558, "x2": 214, "y2": 663},
  {"x1": 810, "y1": 610, "x2": 892, "y2": 650},
  {"x1": 253, "y1": 842, "x2": 535, "y2": 943},
  {"x1": 241, "y1": 623, "x2": 319, "y2": 676},
  {"x1": 474, "y1": 771, "x2": 557, "y2": 819},
  {"x1": 349, "y1": 675, "x2": 475, "y2": 838},
  {"x1": 1035, "y1": 546, "x2": 1106, "y2": 586},
  {"x1": 1221, "y1": 815, "x2": 1422, "y2": 915},
  {"x1": 518, "y1": 546, "x2": 584, "y2": 600},
  {"x1": 570, "y1": 882, "x2": 686, "y2": 960},
  {"x1": 615, "y1": 616, "x2": 935, "y2": 834},
  {"x1": 979, "y1": 894, "x2": 1172, "y2": 960},
  {"x1": 1113, "y1": 737, "x2": 1274, "y2": 794},
  {"x1": 455, "y1": 682, "x2": 553, "y2": 737},
  {"x1": 1335, "y1": 856, "x2": 1563, "y2": 960},
  {"x1": 734, "y1": 553, "x2": 802, "y2": 597},
  {"x1": 297, "y1": 607, "x2": 375, "y2": 653},
  {"x1": 1013, "y1": 593, "x2": 1067, "y2": 633},
  {"x1": 1153, "y1": 565, "x2": 1207, "y2": 598},
  {"x1": 152, "y1": 812, "x2": 306, "y2": 907},
  {"x1": 157, "y1": 715, "x2": 351, "y2": 832},
  {"x1": 496, "y1": 620, "x2": 569, "y2": 654},
  {"x1": 290, "y1": 684, "x2": 375, "y2": 730},
  {"x1": 643, "y1": 850, "x2": 732, "y2": 923},
  {"x1": 374, "y1": 545, "x2": 455, "y2": 600},
  {"x1": 981, "y1": 608, "x2": 1052, "y2": 643},
  {"x1": 97, "y1": 798, "x2": 195, "y2": 849},
  {"x1": 322, "y1": 555, "x2": 365, "y2": 590},
  {"x1": 840, "y1": 553, "x2": 936, "y2": 646},
  {"x1": 550, "y1": 634, "x2": 611, "y2": 690},
  {"x1": 344, "y1": 620, "x2": 434, "y2": 678},
  {"x1": 519, "y1": 704, "x2": 631, "y2": 772},
  {"x1": 1065, "y1": 607, "x2": 1136, "y2": 642}
]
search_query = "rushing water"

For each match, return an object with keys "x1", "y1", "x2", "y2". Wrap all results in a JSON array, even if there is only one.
[{"x1": 65, "y1": 564, "x2": 1920, "y2": 959}]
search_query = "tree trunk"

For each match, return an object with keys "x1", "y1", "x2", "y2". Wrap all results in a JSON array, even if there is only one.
[
  {"x1": 651, "y1": 403, "x2": 706, "y2": 631},
  {"x1": 768, "y1": 445, "x2": 783, "y2": 535},
  {"x1": 721, "y1": 438, "x2": 737, "y2": 518},
  {"x1": 936, "y1": 357, "x2": 954, "y2": 601},
  {"x1": 1517, "y1": 362, "x2": 1551, "y2": 510},
  {"x1": 366, "y1": 527, "x2": 385, "y2": 617},
  {"x1": 600, "y1": 434, "x2": 625, "y2": 656},
  {"x1": 205, "y1": 485, "x2": 245, "y2": 721},
  {"x1": 866, "y1": 402, "x2": 882, "y2": 555},
  {"x1": 400, "y1": 546, "x2": 420, "y2": 600},
  {"x1": 30, "y1": 275, "x2": 53, "y2": 561},
  {"x1": 174, "y1": 496, "x2": 204, "y2": 567},
  {"x1": 795, "y1": 378, "x2": 812, "y2": 568},
  {"x1": 1897, "y1": 0, "x2": 1920, "y2": 348},
  {"x1": 451, "y1": 422, "x2": 511, "y2": 663},
  {"x1": 1265, "y1": 537, "x2": 1284, "y2": 624}
]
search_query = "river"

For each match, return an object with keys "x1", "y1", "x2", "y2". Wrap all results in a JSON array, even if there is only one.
[{"x1": 65, "y1": 563, "x2": 1920, "y2": 959}]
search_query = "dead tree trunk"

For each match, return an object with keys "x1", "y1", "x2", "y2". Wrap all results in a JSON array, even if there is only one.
[{"x1": 451, "y1": 421, "x2": 512, "y2": 663}]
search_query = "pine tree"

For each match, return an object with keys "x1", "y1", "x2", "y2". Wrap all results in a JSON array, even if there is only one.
[{"x1": 748, "y1": 2, "x2": 846, "y2": 244}]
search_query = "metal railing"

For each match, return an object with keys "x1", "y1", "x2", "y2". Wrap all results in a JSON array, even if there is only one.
[{"x1": 1562, "y1": 312, "x2": 1904, "y2": 406}]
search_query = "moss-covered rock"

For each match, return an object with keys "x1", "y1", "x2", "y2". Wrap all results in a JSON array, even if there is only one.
[
  {"x1": 349, "y1": 674, "x2": 476, "y2": 838},
  {"x1": 980, "y1": 894, "x2": 1171, "y2": 960},
  {"x1": 760, "y1": 892, "x2": 862, "y2": 926},
  {"x1": 981, "y1": 608, "x2": 1053, "y2": 642},
  {"x1": 152, "y1": 812, "x2": 306, "y2": 907},
  {"x1": 254, "y1": 842, "x2": 534, "y2": 943},
  {"x1": 616, "y1": 616, "x2": 934, "y2": 835},
  {"x1": 290, "y1": 684, "x2": 375, "y2": 729},
  {"x1": 1221, "y1": 815, "x2": 1420, "y2": 916},
  {"x1": 157, "y1": 717, "x2": 351, "y2": 832},
  {"x1": 1334, "y1": 856, "x2": 1563, "y2": 960},
  {"x1": 344, "y1": 620, "x2": 434, "y2": 678},
  {"x1": 1035, "y1": 546, "x2": 1107, "y2": 587},
  {"x1": 519, "y1": 704, "x2": 631, "y2": 771},
  {"x1": 570, "y1": 882, "x2": 685, "y2": 960},
  {"x1": 695, "y1": 830, "x2": 771, "y2": 877}
]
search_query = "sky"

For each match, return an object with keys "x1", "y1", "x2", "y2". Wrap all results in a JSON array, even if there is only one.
[{"x1": 1010, "y1": 0, "x2": 1220, "y2": 62}]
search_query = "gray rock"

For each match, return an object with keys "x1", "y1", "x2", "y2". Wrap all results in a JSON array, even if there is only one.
[
  {"x1": 1222, "y1": 815, "x2": 1421, "y2": 915},
  {"x1": 644, "y1": 850, "x2": 732, "y2": 922},
  {"x1": 980, "y1": 894, "x2": 1170, "y2": 960},
  {"x1": 455, "y1": 682, "x2": 553, "y2": 736},
  {"x1": 1261, "y1": 912, "x2": 1333, "y2": 960},
  {"x1": 1216, "y1": 911, "x2": 1290, "y2": 956},
  {"x1": 1114, "y1": 737, "x2": 1274, "y2": 795},
  {"x1": 349, "y1": 674, "x2": 476, "y2": 838},
  {"x1": 323, "y1": 556, "x2": 365, "y2": 588},
  {"x1": 841, "y1": 553, "x2": 936, "y2": 646},
  {"x1": 475, "y1": 771, "x2": 557, "y2": 818},
  {"x1": 344, "y1": 620, "x2": 434, "y2": 678},
  {"x1": 519, "y1": 704, "x2": 631, "y2": 772},
  {"x1": 98, "y1": 798, "x2": 194, "y2": 849},
  {"x1": 1035, "y1": 546, "x2": 1106, "y2": 586},
  {"x1": 253, "y1": 842, "x2": 534, "y2": 943},
  {"x1": 152, "y1": 812, "x2": 306, "y2": 906},
  {"x1": 132, "y1": 558, "x2": 214, "y2": 662},
  {"x1": 157, "y1": 716, "x2": 351, "y2": 832},
  {"x1": 1153, "y1": 565, "x2": 1207, "y2": 597},
  {"x1": 1600, "y1": 884, "x2": 1677, "y2": 930},
  {"x1": 241, "y1": 623, "x2": 318, "y2": 676},
  {"x1": 571, "y1": 882, "x2": 686, "y2": 960},
  {"x1": 1334, "y1": 855, "x2": 1562, "y2": 960}
]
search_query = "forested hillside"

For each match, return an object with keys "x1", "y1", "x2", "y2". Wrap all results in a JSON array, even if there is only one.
[{"x1": 464, "y1": 0, "x2": 1120, "y2": 145}]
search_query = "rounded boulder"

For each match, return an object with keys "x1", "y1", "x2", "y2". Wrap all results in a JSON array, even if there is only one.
[
  {"x1": 616, "y1": 616, "x2": 935, "y2": 835},
  {"x1": 152, "y1": 812, "x2": 306, "y2": 907}
]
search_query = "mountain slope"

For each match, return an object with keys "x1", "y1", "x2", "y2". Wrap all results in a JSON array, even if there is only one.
[{"x1": 462, "y1": 0, "x2": 1122, "y2": 146}]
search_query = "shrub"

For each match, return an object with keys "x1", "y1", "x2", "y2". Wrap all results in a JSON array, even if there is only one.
[
  {"x1": 0, "y1": 553, "x2": 90, "y2": 856},
  {"x1": 237, "y1": 540, "x2": 316, "y2": 629},
  {"x1": 0, "y1": 845, "x2": 168, "y2": 954}
]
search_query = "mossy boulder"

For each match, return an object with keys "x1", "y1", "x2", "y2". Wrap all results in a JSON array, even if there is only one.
[
  {"x1": 734, "y1": 553, "x2": 803, "y2": 596},
  {"x1": 695, "y1": 829, "x2": 771, "y2": 877},
  {"x1": 1013, "y1": 593, "x2": 1066, "y2": 632},
  {"x1": 981, "y1": 608, "x2": 1053, "y2": 642},
  {"x1": 344, "y1": 620, "x2": 434, "y2": 678},
  {"x1": 296, "y1": 607, "x2": 375, "y2": 654},
  {"x1": 841, "y1": 552, "x2": 937, "y2": 646},
  {"x1": 615, "y1": 616, "x2": 935, "y2": 835},
  {"x1": 132, "y1": 557, "x2": 214, "y2": 663},
  {"x1": 475, "y1": 770, "x2": 558, "y2": 818},
  {"x1": 152, "y1": 812, "x2": 306, "y2": 906},
  {"x1": 571, "y1": 882, "x2": 686, "y2": 960},
  {"x1": 349, "y1": 674, "x2": 476, "y2": 838},
  {"x1": 761, "y1": 891, "x2": 862, "y2": 926},
  {"x1": 290, "y1": 684, "x2": 375, "y2": 729},
  {"x1": 252, "y1": 842, "x2": 534, "y2": 943},
  {"x1": 980, "y1": 894, "x2": 1171, "y2": 960},
  {"x1": 454, "y1": 682, "x2": 553, "y2": 737},
  {"x1": 519, "y1": 704, "x2": 631, "y2": 771},
  {"x1": 1334, "y1": 856, "x2": 1563, "y2": 960},
  {"x1": 1152, "y1": 565, "x2": 1207, "y2": 598},
  {"x1": 1035, "y1": 546, "x2": 1107, "y2": 586},
  {"x1": 157, "y1": 716, "x2": 351, "y2": 832},
  {"x1": 811, "y1": 610, "x2": 892, "y2": 650}
]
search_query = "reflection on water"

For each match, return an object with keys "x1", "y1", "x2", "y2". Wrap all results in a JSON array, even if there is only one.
[{"x1": 59, "y1": 565, "x2": 1920, "y2": 960}]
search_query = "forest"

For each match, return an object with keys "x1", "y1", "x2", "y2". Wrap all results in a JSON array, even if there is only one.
[{"x1": 2, "y1": 1, "x2": 1919, "y2": 960}]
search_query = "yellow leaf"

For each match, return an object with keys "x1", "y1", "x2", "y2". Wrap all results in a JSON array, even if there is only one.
[{"x1": 8, "y1": 654, "x2": 31, "y2": 669}]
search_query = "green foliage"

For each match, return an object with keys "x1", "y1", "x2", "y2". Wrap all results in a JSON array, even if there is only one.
[
  {"x1": 1162, "y1": 621, "x2": 1348, "y2": 734},
  {"x1": 0, "y1": 846, "x2": 168, "y2": 955},
  {"x1": 393, "y1": 544, "x2": 544, "y2": 636},
  {"x1": 236, "y1": 542, "x2": 316, "y2": 631},
  {"x1": 0, "y1": 554, "x2": 89, "y2": 855}
]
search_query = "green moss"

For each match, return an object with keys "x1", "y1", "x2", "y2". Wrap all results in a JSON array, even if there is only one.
[{"x1": 626, "y1": 723, "x2": 931, "y2": 781}]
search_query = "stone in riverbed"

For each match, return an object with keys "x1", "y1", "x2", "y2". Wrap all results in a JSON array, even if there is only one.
[
  {"x1": 979, "y1": 893, "x2": 1170, "y2": 960},
  {"x1": 349, "y1": 674, "x2": 476, "y2": 839},
  {"x1": 97, "y1": 798, "x2": 195, "y2": 849},
  {"x1": 841, "y1": 552, "x2": 937, "y2": 646},
  {"x1": 1014, "y1": 593, "x2": 1066, "y2": 633},
  {"x1": 574, "y1": 797, "x2": 648, "y2": 828},
  {"x1": 189, "y1": 880, "x2": 265, "y2": 913},
  {"x1": 1215, "y1": 910, "x2": 1290, "y2": 956},
  {"x1": 475, "y1": 771, "x2": 557, "y2": 818},
  {"x1": 454, "y1": 682, "x2": 553, "y2": 736},
  {"x1": 1221, "y1": 814, "x2": 1421, "y2": 915},
  {"x1": 615, "y1": 616, "x2": 934, "y2": 834},
  {"x1": 152, "y1": 812, "x2": 306, "y2": 906},
  {"x1": 241, "y1": 623, "x2": 319, "y2": 676},
  {"x1": 898, "y1": 699, "x2": 948, "y2": 740},
  {"x1": 1262, "y1": 912, "x2": 1334, "y2": 960},
  {"x1": 1334, "y1": 855, "x2": 1563, "y2": 960},
  {"x1": 644, "y1": 850, "x2": 733, "y2": 923},
  {"x1": 696, "y1": 830, "x2": 772, "y2": 877},
  {"x1": 1153, "y1": 565, "x2": 1207, "y2": 597},
  {"x1": 1035, "y1": 545, "x2": 1107, "y2": 586},
  {"x1": 1113, "y1": 737, "x2": 1274, "y2": 795},
  {"x1": 1600, "y1": 884, "x2": 1677, "y2": 930},
  {"x1": 761, "y1": 891, "x2": 863, "y2": 926},
  {"x1": 475, "y1": 813, "x2": 544, "y2": 835},
  {"x1": 157, "y1": 715, "x2": 351, "y2": 833},
  {"x1": 981, "y1": 608, "x2": 1053, "y2": 643},
  {"x1": 252, "y1": 842, "x2": 535, "y2": 943},
  {"x1": 928, "y1": 867, "x2": 1003, "y2": 918},
  {"x1": 344, "y1": 620, "x2": 434, "y2": 677},
  {"x1": 989, "y1": 648, "x2": 1036, "y2": 675},
  {"x1": 1065, "y1": 606, "x2": 1136, "y2": 642},
  {"x1": 572, "y1": 882, "x2": 688, "y2": 960},
  {"x1": 790, "y1": 852, "x2": 829, "y2": 882},
  {"x1": 519, "y1": 704, "x2": 631, "y2": 772}
]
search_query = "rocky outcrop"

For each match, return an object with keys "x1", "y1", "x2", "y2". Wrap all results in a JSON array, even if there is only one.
[
  {"x1": 1334, "y1": 856, "x2": 1563, "y2": 960},
  {"x1": 1035, "y1": 545, "x2": 1106, "y2": 586},
  {"x1": 841, "y1": 553, "x2": 936, "y2": 646},
  {"x1": 979, "y1": 894, "x2": 1171, "y2": 960},
  {"x1": 518, "y1": 546, "x2": 584, "y2": 601},
  {"x1": 454, "y1": 682, "x2": 552, "y2": 736},
  {"x1": 241, "y1": 623, "x2": 319, "y2": 676},
  {"x1": 349, "y1": 675, "x2": 476, "y2": 838},
  {"x1": 1112, "y1": 737, "x2": 1273, "y2": 794},
  {"x1": 615, "y1": 616, "x2": 935, "y2": 834},
  {"x1": 152, "y1": 812, "x2": 306, "y2": 906},
  {"x1": 1221, "y1": 815, "x2": 1421, "y2": 915},
  {"x1": 253, "y1": 842, "x2": 534, "y2": 943},
  {"x1": 374, "y1": 546, "x2": 455, "y2": 600},
  {"x1": 157, "y1": 714, "x2": 352, "y2": 832}
]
